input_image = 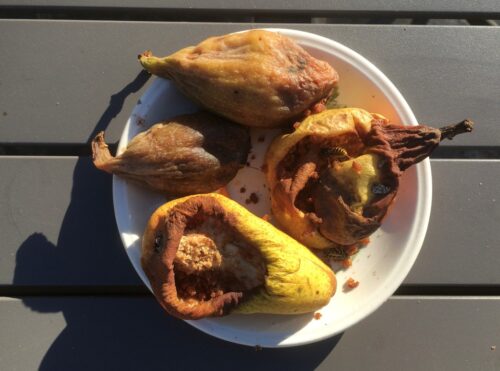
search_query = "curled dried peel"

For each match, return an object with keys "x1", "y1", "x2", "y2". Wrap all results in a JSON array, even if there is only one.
[
  {"x1": 141, "y1": 193, "x2": 336, "y2": 319},
  {"x1": 265, "y1": 108, "x2": 473, "y2": 247},
  {"x1": 265, "y1": 108, "x2": 380, "y2": 248},
  {"x1": 139, "y1": 30, "x2": 338, "y2": 128},
  {"x1": 91, "y1": 112, "x2": 250, "y2": 196}
]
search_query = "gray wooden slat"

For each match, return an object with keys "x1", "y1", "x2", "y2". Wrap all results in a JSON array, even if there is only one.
[
  {"x1": 1, "y1": 0, "x2": 500, "y2": 15},
  {"x1": 404, "y1": 160, "x2": 500, "y2": 285},
  {"x1": 0, "y1": 156, "x2": 141, "y2": 286},
  {"x1": 0, "y1": 20, "x2": 497, "y2": 146},
  {"x1": 0, "y1": 158, "x2": 499, "y2": 287},
  {"x1": 0, "y1": 296, "x2": 499, "y2": 370}
]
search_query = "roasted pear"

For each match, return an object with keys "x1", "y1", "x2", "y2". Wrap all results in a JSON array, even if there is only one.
[
  {"x1": 141, "y1": 193, "x2": 336, "y2": 319},
  {"x1": 92, "y1": 112, "x2": 250, "y2": 196},
  {"x1": 265, "y1": 108, "x2": 474, "y2": 248},
  {"x1": 138, "y1": 30, "x2": 338, "y2": 128}
]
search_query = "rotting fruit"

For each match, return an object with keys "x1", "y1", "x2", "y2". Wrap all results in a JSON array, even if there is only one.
[
  {"x1": 91, "y1": 112, "x2": 250, "y2": 196},
  {"x1": 265, "y1": 107, "x2": 474, "y2": 248},
  {"x1": 138, "y1": 29, "x2": 338, "y2": 128},
  {"x1": 141, "y1": 193, "x2": 336, "y2": 319}
]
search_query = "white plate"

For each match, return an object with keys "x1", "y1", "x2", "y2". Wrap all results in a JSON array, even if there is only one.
[{"x1": 113, "y1": 28, "x2": 432, "y2": 347}]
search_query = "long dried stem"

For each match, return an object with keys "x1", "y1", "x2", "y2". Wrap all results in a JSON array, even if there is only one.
[{"x1": 439, "y1": 119, "x2": 474, "y2": 141}]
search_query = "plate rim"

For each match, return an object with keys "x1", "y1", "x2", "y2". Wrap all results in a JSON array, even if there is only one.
[{"x1": 112, "y1": 27, "x2": 432, "y2": 347}]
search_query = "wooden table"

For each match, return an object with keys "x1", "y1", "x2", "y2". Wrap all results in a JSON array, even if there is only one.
[{"x1": 1, "y1": 3, "x2": 499, "y2": 370}]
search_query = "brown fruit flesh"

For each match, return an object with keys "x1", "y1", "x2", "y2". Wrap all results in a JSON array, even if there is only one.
[
  {"x1": 265, "y1": 108, "x2": 473, "y2": 247},
  {"x1": 91, "y1": 111, "x2": 250, "y2": 196},
  {"x1": 141, "y1": 194, "x2": 336, "y2": 319},
  {"x1": 142, "y1": 195, "x2": 265, "y2": 320}
]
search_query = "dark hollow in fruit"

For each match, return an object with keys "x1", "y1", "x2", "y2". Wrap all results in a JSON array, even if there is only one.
[{"x1": 265, "y1": 108, "x2": 474, "y2": 248}]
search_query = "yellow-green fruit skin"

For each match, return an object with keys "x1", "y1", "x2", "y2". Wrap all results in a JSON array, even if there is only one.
[
  {"x1": 143, "y1": 193, "x2": 336, "y2": 315},
  {"x1": 139, "y1": 30, "x2": 338, "y2": 128},
  {"x1": 264, "y1": 108, "x2": 387, "y2": 249},
  {"x1": 213, "y1": 194, "x2": 336, "y2": 315}
]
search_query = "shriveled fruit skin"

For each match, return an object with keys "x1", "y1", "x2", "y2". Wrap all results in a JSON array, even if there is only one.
[
  {"x1": 265, "y1": 108, "x2": 377, "y2": 249},
  {"x1": 142, "y1": 193, "x2": 336, "y2": 319},
  {"x1": 265, "y1": 108, "x2": 473, "y2": 247},
  {"x1": 139, "y1": 30, "x2": 338, "y2": 128},
  {"x1": 91, "y1": 112, "x2": 250, "y2": 196}
]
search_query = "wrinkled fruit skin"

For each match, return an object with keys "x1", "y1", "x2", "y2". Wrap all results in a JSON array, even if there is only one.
[
  {"x1": 265, "y1": 107, "x2": 447, "y2": 247},
  {"x1": 141, "y1": 193, "x2": 336, "y2": 319},
  {"x1": 92, "y1": 112, "x2": 250, "y2": 196},
  {"x1": 139, "y1": 30, "x2": 338, "y2": 128}
]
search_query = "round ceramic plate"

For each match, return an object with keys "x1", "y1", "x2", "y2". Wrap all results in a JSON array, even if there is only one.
[{"x1": 113, "y1": 28, "x2": 432, "y2": 347}]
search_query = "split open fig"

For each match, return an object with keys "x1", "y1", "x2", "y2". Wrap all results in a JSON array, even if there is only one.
[
  {"x1": 139, "y1": 29, "x2": 338, "y2": 128},
  {"x1": 91, "y1": 111, "x2": 250, "y2": 196},
  {"x1": 265, "y1": 108, "x2": 474, "y2": 248},
  {"x1": 141, "y1": 193, "x2": 336, "y2": 319}
]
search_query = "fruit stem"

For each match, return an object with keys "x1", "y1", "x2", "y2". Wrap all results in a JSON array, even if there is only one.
[
  {"x1": 91, "y1": 131, "x2": 115, "y2": 173},
  {"x1": 439, "y1": 119, "x2": 474, "y2": 141}
]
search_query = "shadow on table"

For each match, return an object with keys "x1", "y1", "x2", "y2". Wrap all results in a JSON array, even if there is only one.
[
  {"x1": 13, "y1": 71, "x2": 342, "y2": 370},
  {"x1": 14, "y1": 70, "x2": 151, "y2": 289},
  {"x1": 21, "y1": 294, "x2": 344, "y2": 370}
]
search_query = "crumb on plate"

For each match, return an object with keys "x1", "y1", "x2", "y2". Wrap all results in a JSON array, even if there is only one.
[
  {"x1": 345, "y1": 277, "x2": 359, "y2": 290},
  {"x1": 216, "y1": 187, "x2": 230, "y2": 197},
  {"x1": 245, "y1": 192, "x2": 259, "y2": 205},
  {"x1": 359, "y1": 237, "x2": 370, "y2": 246},
  {"x1": 341, "y1": 258, "x2": 352, "y2": 269}
]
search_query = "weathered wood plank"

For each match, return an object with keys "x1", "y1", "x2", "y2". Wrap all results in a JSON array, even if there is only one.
[
  {"x1": 0, "y1": 157, "x2": 142, "y2": 286},
  {"x1": 0, "y1": 158, "x2": 498, "y2": 287},
  {"x1": 0, "y1": 21, "x2": 496, "y2": 146},
  {"x1": 0, "y1": 296, "x2": 499, "y2": 370},
  {"x1": 404, "y1": 160, "x2": 500, "y2": 285},
  {"x1": 1, "y1": 0, "x2": 500, "y2": 16}
]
